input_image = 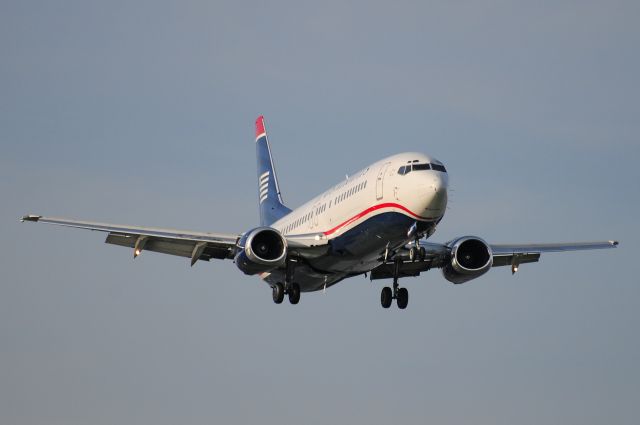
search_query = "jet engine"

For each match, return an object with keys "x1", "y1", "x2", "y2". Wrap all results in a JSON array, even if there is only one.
[
  {"x1": 235, "y1": 227, "x2": 287, "y2": 275},
  {"x1": 442, "y1": 236, "x2": 493, "y2": 284}
]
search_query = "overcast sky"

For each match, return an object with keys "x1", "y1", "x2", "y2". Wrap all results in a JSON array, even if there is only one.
[{"x1": 1, "y1": 1, "x2": 639, "y2": 424}]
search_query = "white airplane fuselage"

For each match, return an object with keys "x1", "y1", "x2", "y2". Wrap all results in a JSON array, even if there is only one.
[
  {"x1": 21, "y1": 115, "x2": 618, "y2": 308},
  {"x1": 263, "y1": 152, "x2": 449, "y2": 292}
]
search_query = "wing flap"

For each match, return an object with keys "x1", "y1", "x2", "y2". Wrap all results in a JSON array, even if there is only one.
[
  {"x1": 492, "y1": 253, "x2": 540, "y2": 267},
  {"x1": 105, "y1": 233, "x2": 234, "y2": 260},
  {"x1": 370, "y1": 259, "x2": 437, "y2": 280}
]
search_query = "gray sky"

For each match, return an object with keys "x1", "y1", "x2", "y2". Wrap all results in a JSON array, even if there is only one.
[{"x1": 1, "y1": 1, "x2": 639, "y2": 424}]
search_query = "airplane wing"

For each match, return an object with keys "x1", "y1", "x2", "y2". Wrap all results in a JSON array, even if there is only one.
[
  {"x1": 21, "y1": 214, "x2": 239, "y2": 266},
  {"x1": 369, "y1": 240, "x2": 618, "y2": 280},
  {"x1": 490, "y1": 241, "x2": 618, "y2": 268}
]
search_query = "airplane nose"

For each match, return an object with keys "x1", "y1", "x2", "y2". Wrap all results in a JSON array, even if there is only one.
[
  {"x1": 425, "y1": 172, "x2": 448, "y2": 214},
  {"x1": 430, "y1": 173, "x2": 447, "y2": 192}
]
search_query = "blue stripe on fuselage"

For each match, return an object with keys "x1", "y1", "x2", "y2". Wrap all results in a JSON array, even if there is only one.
[{"x1": 309, "y1": 211, "x2": 437, "y2": 274}]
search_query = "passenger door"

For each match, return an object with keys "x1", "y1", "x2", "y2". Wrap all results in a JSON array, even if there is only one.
[
  {"x1": 376, "y1": 162, "x2": 391, "y2": 200},
  {"x1": 312, "y1": 203, "x2": 320, "y2": 228}
]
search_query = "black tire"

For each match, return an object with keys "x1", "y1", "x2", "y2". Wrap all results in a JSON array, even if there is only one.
[
  {"x1": 272, "y1": 282, "x2": 285, "y2": 304},
  {"x1": 419, "y1": 246, "x2": 426, "y2": 259},
  {"x1": 288, "y1": 283, "x2": 301, "y2": 305},
  {"x1": 397, "y1": 287, "x2": 409, "y2": 309},
  {"x1": 381, "y1": 287, "x2": 393, "y2": 308}
]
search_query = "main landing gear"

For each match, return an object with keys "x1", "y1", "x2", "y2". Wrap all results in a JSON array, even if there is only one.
[
  {"x1": 272, "y1": 258, "x2": 301, "y2": 305},
  {"x1": 381, "y1": 259, "x2": 409, "y2": 309},
  {"x1": 271, "y1": 282, "x2": 301, "y2": 305}
]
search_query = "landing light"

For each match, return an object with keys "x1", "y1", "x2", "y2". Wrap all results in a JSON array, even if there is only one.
[{"x1": 134, "y1": 249, "x2": 141, "y2": 257}]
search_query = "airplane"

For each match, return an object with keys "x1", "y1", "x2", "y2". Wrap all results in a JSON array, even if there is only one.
[{"x1": 21, "y1": 116, "x2": 619, "y2": 309}]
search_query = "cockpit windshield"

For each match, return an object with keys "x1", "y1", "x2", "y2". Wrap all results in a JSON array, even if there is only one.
[
  {"x1": 398, "y1": 162, "x2": 446, "y2": 175},
  {"x1": 412, "y1": 163, "x2": 431, "y2": 171}
]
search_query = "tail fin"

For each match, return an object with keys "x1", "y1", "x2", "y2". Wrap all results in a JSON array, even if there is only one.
[{"x1": 255, "y1": 116, "x2": 291, "y2": 226}]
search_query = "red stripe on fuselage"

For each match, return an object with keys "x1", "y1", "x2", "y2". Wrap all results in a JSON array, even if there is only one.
[{"x1": 322, "y1": 202, "x2": 437, "y2": 236}]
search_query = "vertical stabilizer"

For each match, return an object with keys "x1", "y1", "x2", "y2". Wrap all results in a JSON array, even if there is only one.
[{"x1": 255, "y1": 116, "x2": 291, "y2": 226}]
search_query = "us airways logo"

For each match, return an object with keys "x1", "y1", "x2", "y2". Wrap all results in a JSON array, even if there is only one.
[{"x1": 259, "y1": 171, "x2": 270, "y2": 203}]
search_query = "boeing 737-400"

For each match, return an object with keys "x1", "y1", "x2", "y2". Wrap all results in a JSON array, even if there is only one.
[{"x1": 22, "y1": 116, "x2": 619, "y2": 309}]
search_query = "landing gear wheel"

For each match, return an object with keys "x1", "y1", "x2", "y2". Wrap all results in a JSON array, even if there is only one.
[
  {"x1": 419, "y1": 246, "x2": 426, "y2": 259},
  {"x1": 288, "y1": 283, "x2": 301, "y2": 305},
  {"x1": 409, "y1": 246, "x2": 418, "y2": 262},
  {"x1": 397, "y1": 287, "x2": 409, "y2": 309},
  {"x1": 381, "y1": 287, "x2": 393, "y2": 308},
  {"x1": 272, "y1": 283, "x2": 285, "y2": 304}
]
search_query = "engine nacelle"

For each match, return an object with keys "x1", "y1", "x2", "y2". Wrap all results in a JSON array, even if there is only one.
[
  {"x1": 234, "y1": 227, "x2": 287, "y2": 275},
  {"x1": 442, "y1": 236, "x2": 493, "y2": 284}
]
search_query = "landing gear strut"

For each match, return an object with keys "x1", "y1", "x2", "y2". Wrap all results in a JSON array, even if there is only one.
[
  {"x1": 409, "y1": 243, "x2": 426, "y2": 262},
  {"x1": 380, "y1": 259, "x2": 409, "y2": 309}
]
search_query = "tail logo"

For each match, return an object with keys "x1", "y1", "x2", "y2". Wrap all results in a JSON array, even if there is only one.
[{"x1": 259, "y1": 171, "x2": 270, "y2": 204}]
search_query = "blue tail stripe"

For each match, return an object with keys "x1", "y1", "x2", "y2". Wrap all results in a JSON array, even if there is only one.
[{"x1": 256, "y1": 134, "x2": 291, "y2": 226}]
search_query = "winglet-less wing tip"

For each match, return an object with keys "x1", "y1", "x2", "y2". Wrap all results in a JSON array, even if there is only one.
[{"x1": 21, "y1": 214, "x2": 41, "y2": 223}]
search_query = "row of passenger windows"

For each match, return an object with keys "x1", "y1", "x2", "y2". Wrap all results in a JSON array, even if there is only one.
[
  {"x1": 284, "y1": 210, "x2": 313, "y2": 234},
  {"x1": 335, "y1": 180, "x2": 367, "y2": 205},
  {"x1": 398, "y1": 162, "x2": 447, "y2": 175},
  {"x1": 282, "y1": 179, "x2": 368, "y2": 234}
]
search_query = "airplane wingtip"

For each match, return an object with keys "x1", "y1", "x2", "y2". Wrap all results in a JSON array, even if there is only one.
[{"x1": 21, "y1": 214, "x2": 41, "y2": 223}]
